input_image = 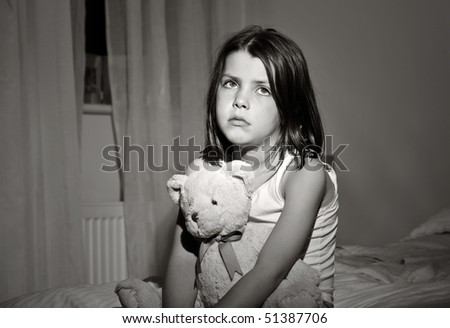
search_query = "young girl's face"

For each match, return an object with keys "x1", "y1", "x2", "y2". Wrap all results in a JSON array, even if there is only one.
[{"x1": 216, "y1": 51, "x2": 280, "y2": 150}]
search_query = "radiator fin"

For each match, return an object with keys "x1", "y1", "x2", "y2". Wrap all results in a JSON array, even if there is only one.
[{"x1": 82, "y1": 203, "x2": 127, "y2": 284}]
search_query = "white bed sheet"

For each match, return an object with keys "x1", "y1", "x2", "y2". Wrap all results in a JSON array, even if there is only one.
[{"x1": 3, "y1": 210, "x2": 450, "y2": 308}]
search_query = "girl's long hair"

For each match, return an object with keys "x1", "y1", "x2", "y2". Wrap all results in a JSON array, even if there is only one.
[{"x1": 202, "y1": 25, "x2": 324, "y2": 169}]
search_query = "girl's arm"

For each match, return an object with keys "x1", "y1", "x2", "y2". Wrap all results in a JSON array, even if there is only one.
[
  {"x1": 215, "y1": 159, "x2": 326, "y2": 307},
  {"x1": 163, "y1": 159, "x2": 204, "y2": 307},
  {"x1": 162, "y1": 209, "x2": 199, "y2": 307}
]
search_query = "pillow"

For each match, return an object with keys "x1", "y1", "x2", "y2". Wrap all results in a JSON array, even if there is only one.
[{"x1": 408, "y1": 208, "x2": 450, "y2": 239}]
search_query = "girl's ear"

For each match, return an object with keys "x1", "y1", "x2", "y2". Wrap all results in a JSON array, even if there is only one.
[{"x1": 167, "y1": 175, "x2": 188, "y2": 204}]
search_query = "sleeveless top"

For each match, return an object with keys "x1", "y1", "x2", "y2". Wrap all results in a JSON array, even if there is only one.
[{"x1": 248, "y1": 152, "x2": 339, "y2": 304}]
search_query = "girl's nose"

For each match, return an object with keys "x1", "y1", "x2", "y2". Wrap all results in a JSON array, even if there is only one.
[{"x1": 233, "y1": 91, "x2": 249, "y2": 110}]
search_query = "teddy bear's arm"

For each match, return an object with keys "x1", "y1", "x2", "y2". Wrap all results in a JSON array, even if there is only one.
[{"x1": 163, "y1": 210, "x2": 199, "y2": 307}]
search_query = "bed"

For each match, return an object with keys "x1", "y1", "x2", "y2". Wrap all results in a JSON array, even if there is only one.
[{"x1": 2, "y1": 209, "x2": 450, "y2": 308}]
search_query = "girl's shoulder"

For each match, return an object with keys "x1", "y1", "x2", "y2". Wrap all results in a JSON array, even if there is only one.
[{"x1": 281, "y1": 156, "x2": 328, "y2": 200}]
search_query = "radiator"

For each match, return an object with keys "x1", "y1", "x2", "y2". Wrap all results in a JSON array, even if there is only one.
[{"x1": 82, "y1": 202, "x2": 128, "y2": 284}]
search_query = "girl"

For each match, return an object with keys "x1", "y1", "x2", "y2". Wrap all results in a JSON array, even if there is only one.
[{"x1": 163, "y1": 25, "x2": 338, "y2": 307}]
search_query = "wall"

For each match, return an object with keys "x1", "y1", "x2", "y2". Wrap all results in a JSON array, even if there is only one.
[
  {"x1": 81, "y1": 0, "x2": 450, "y2": 246},
  {"x1": 81, "y1": 113, "x2": 121, "y2": 203},
  {"x1": 246, "y1": 0, "x2": 450, "y2": 245}
]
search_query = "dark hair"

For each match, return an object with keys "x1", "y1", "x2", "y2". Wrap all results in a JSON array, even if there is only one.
[{"x1": 202, "y1": 25, "x2": 324, "y2": 169}]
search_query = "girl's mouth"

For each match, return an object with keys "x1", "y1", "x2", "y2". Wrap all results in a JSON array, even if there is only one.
[{"x1": 229, "y1": 117, "x2": 250, "y2": 127}]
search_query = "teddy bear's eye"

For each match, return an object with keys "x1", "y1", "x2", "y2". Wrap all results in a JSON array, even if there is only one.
[{"x1": 211, "y1": 199, "x2": 218, "y2": 205}]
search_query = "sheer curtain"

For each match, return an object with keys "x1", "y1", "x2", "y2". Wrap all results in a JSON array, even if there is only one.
[
  {"x1": 105, "y1": 0, "x2": 247, "y2": 279},
  {"x1": 0, "y1": 0, "x2": 86, "y2": 302}
]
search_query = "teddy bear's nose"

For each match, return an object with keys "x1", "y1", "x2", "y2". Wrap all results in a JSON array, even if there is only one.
[{"x1": 192, "y1": 212, "x2": 199, "y2": 222}]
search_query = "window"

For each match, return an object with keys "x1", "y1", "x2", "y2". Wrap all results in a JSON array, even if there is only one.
[{"x1": 84, "y1": 0, "x2": 111, "y2": 105}]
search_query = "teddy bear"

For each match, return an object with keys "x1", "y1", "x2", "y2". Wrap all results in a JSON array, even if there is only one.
[
  {"x1": 168, "y1": 160, "x2": 324, "y2": 308},
  {"x1": 115, "y1": 160, "x2": 250, "y2": 308},
  {"x1": 115, "y1": 159, "x2": 324, "y2": 308},
  {"x1": 167, "y1": 160, "x2": 253, "y2": 307},
  {"x1": 167, "y1": 160, "x2": 253, "y2": 242}
]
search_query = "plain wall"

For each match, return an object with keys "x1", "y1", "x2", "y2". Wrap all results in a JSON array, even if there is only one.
[
  {"x1": 246, "y1": 0, "x2": 450, "y2": 245},
  {"x1": 81, "y1": 113, "x2": 120, "y2": 203},
  {"x1": 81, "y1": 0, "x2": 450, "y2": 246}
]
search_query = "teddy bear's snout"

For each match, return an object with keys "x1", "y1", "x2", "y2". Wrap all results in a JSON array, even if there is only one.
[{"x1": 191, "y1": 212, "x2": 199, "y2": 222}]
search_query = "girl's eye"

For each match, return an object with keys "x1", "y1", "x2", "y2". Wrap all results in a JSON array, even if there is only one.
[
  {"x1": 211, "y1": 199, "x2": 218, "y2": 205},
  {"x1": 223, "y1": 80, "x2": 238, "y2": 89},
  {"x1": 257, "y1": 87, "x2": 271, "y2": 96}
]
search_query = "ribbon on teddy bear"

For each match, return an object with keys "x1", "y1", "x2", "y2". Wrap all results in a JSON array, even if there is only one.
[{"x1": 196, "y1": 231, "x2": 243, "y2": 282}]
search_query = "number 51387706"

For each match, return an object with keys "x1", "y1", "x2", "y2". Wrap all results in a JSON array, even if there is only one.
[{"x1": 264, "y1": 312, "x2": 327, "y2": 324}]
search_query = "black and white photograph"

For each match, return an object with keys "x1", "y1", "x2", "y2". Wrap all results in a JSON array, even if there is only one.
[{"x1": 1, "y1": 0, "x2": 450, "y2": 316}]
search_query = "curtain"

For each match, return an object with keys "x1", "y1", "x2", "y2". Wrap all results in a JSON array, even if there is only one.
[
  {"x1": 0, "y1": 0, "x2": 86, "y2": 302},
  {"x1": 105, "y1": 0, "x2": 247, "y2": 279},
  {"x1": 70, "y1": 0, "x2": 86, "y2": 147}
]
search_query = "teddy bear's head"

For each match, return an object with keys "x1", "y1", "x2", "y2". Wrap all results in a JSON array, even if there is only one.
[{"x1": 167, "y1": 161, "x2": 252, "y2": 240}]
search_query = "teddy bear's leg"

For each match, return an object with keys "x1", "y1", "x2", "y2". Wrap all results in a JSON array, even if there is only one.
[
  {"x1": 263, "y1": 280, "x2": 323, "y2": 308},
  {"x1": 280, "y1": 292, "x2": 322, "y2": 308},
  {"x1": 115, "y1": 278, "x2": 162, "y2": 308},
  {"x1": 263, "y1": 280, "x2": 294, "y2": 307},
  {"x1": 194, "y1": 291, "x2": 205, "y2": 308}
]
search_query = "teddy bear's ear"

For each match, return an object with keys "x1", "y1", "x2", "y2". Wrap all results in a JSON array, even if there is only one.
[
  {"x1": 224, "y1": 160, "x2": 253, "y2": 196},
  {"x1": 232, "y1": 171, "x2": 253, "y2": 197},
  {"x1": 167, "y1": 174, "x2": 188, "y2": 204},
  {"x1": 224, "y1": 160, "x2": 249, "y2": 174}
]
